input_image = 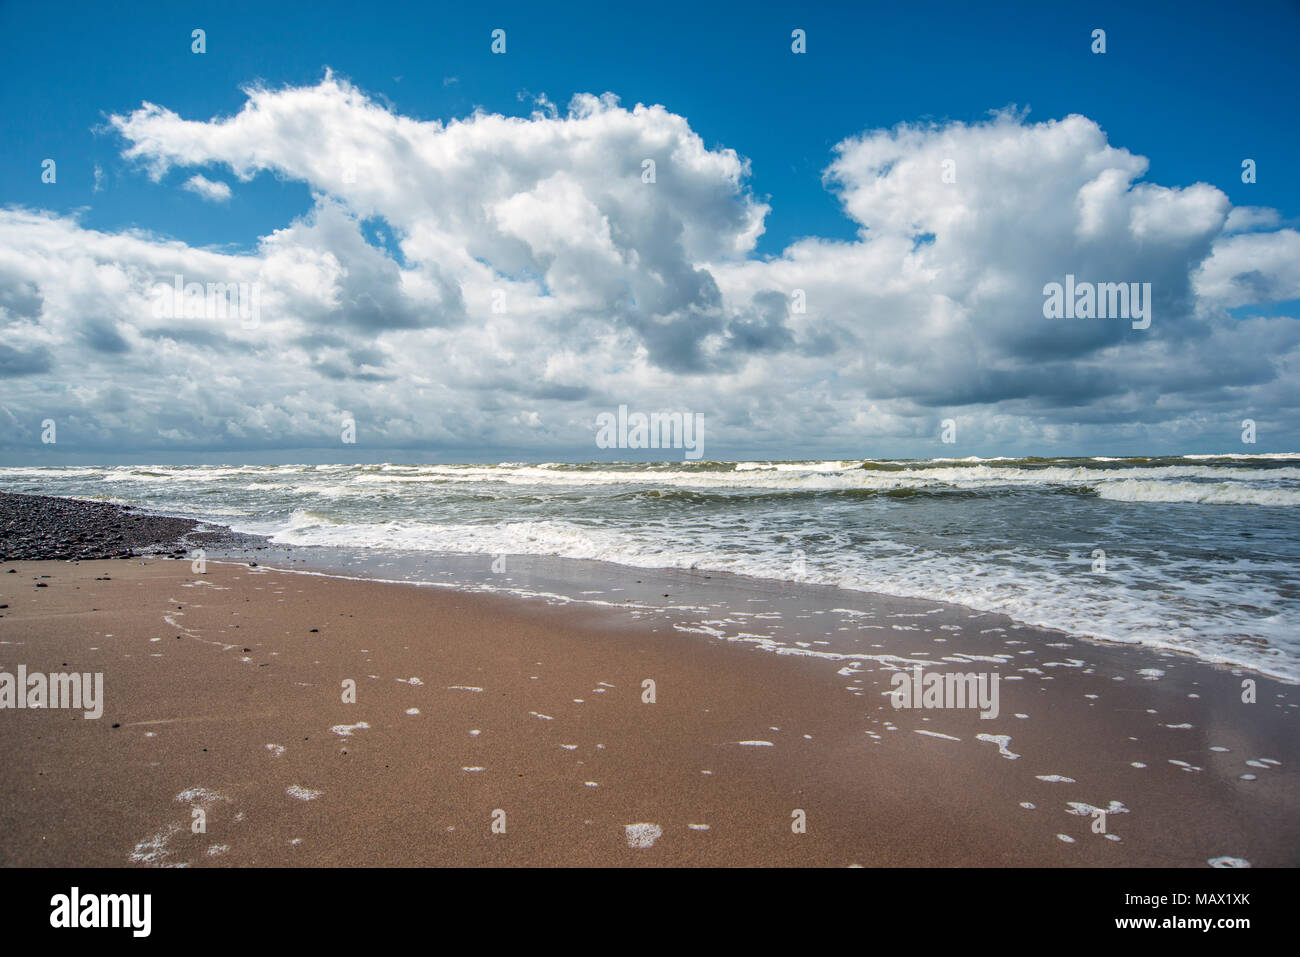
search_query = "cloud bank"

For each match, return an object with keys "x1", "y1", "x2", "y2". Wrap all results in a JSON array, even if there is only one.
[{"x1": 1, "y1": 74, "x2": 1296, "y2": 460}]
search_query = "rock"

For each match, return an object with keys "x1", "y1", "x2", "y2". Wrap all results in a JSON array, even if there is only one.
[{"x1": 0, "y1": 491, "x2": 204, "y2": 561}]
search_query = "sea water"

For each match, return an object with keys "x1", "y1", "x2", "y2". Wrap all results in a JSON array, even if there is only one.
[{"x1": 4, "y1": 454, "x2": 1298, "y2": 681}]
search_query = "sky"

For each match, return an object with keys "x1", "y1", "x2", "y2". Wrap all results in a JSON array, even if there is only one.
[{"x1": 1, "y1": 0, "x2": 1298, "y2": 464}]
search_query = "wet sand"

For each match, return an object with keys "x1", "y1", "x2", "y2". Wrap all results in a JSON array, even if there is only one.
[{"x1": 0, "y1": 557, "x2": 1296, "y2": 867}]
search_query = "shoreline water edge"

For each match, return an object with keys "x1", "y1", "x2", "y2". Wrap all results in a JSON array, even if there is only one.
[{"x1": 4, "y1": 456, "x2": 1300, "y2": 683}]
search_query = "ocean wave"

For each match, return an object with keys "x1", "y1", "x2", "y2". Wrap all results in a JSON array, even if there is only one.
[
  {"x1": 10, "y1": 460, "x2": 1300, "y2": 504},
  {"x1": 325, "y1": 461, "x2": 1300, "y2": 495},
  {"x1": 734, "y1": 460, "x2": 863, "y2": 472},
  {"x1": 1182, "y1": 452, "x2": 1300, "y2": 460},
  {"x1": 1096, "y1": 481, "x2": 1300, "y2": 507}
]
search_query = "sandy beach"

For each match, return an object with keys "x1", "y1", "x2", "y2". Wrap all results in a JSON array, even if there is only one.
[{"x1": 1, "y1": 552, "x2": 1295, "y2": 867}]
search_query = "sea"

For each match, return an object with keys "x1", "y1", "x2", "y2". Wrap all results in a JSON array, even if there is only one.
[{"x1": 3, "y1": 454, "x2": 1298, "y2": 682}]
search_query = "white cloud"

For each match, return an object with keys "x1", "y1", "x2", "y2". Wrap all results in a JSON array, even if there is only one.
[
  {"x1": 1224, "y1": 206, "x2": 1281, "y2": 234},
  {"x1": 181, "y1": 174, "x2": 233, "y2": 203},
  {"x1": 0, "y1": 79, "x2": 1296, "y2": 459},
  {"x1": 1195, "y1": 228, "x2": 1300, "y2": 309}
]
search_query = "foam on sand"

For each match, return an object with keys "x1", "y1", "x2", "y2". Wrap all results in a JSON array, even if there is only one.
[
  {"x1": 915, "y1": 730, "x2": 961, "y2": 742},
  {"x1": 330, "y1": 721, "x2": 370, "y2": 736},
  {"x1": 175, "y1": 787, "x2": 226, "y2": 807},
  {"x1": 1066, "y1": 800, "x2": 1128, "y2": 817},
  {"x1": 975, "y1": 733, "x2": 1019, "y2": 759},
  {"x1": 128, "y1": 823, "x2": 182, "y2": 867},
  {"x1": 625, "y1": 823, "x2": 663, "y2": 848}
]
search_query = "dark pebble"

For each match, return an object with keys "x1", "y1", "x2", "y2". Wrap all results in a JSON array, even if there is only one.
[{"x1": 0, "y1": 492, "x2": 224, "y2": 561}]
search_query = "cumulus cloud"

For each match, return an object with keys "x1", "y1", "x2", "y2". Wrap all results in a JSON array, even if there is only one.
[
  {"x1": 181, "y1": 173, "x2": 232, "y2": 203},
  {"x1": 0, "y1": 76, "x2": 1296, "y2": 459},
  {"x1": 1195, "y1": 228, "x2": 1300, "y2": 309}
]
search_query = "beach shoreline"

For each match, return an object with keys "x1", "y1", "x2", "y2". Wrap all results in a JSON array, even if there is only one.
[
  {"x1": 1, "y1": 542, "x2": 1295, "y2": 866},
  {"x1": 7, "y1": 487, "x2": 1297, "y2": 683}
]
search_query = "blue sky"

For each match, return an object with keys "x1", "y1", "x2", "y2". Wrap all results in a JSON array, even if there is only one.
[
  {"x1": 1, "y1": 0, "x2": 1298, "y2": 462},
  {"x1": 5, "y1": 0, "x2": 1295, "y2": 255}
]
